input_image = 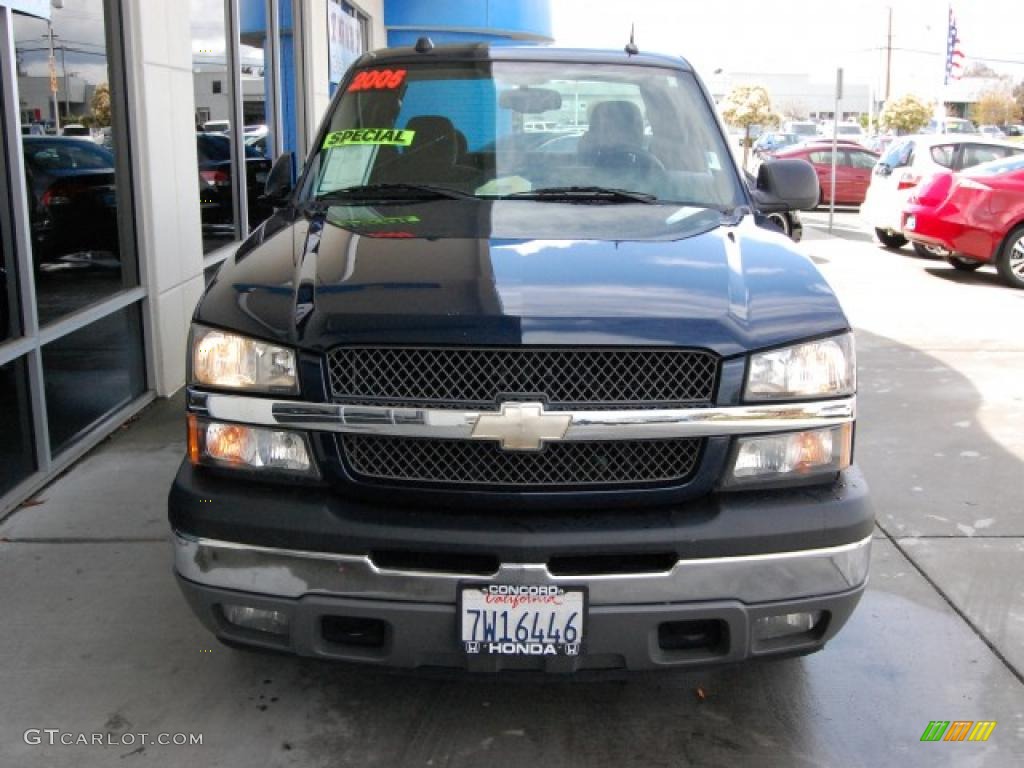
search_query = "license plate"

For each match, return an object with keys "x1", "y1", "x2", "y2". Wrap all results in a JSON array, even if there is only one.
[{"x1": 459, "y1": 584, "x2": 585, "y2": 656}]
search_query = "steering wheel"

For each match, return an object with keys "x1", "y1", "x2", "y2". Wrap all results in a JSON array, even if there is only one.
[{"x1": 586, "y1": 144, "x2": 668, "y2": 174}]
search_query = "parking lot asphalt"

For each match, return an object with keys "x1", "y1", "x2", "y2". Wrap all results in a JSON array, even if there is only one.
[{"x1": 1, "y1": 211, "x2": 1022, "y2": 768}]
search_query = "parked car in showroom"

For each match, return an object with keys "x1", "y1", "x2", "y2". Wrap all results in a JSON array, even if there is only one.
[
  {"x1": 902, "y1": 154, "x2": 1024, "y2": 288},
  {"x1": 169, "y1": 43, "x2": 869, "y2": 673},
  {"x1": 766, "y1": 142, "x2": 878, "y2": 206},
  {"x1": 861, "y1": 134, "x2": 1023, "y2": 254},
  {"x1": 22, "y1": 136, "x2": 119, "y2": 266},
  {"x1": 196, "y1": 132, "x2": 273, "y2": 236}
]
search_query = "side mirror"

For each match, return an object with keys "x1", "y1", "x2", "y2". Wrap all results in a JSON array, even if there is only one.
[
  {"x1": 757, "y1": 158, "x2": 819, "y2": 211},
  {"x1": 264, "y1": 152, "x2": 294, "y2": 205}
]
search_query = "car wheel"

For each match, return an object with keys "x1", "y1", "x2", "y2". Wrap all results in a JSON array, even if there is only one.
[
  {"x1": 943, "y1": 254, "x2": 983, "y2": 272},
  {"x1": 996, "y1": 225, "x2": 1024, "y2": 289},
  {"x1": 763, "y1": 212, "x2": 791, "y2": 238},
  {"x1": 874, "y1": 228, "x2": 907, "y2": 249},
  {"x1": 912, "y1": 242, "x2": 948, "y2": 258}
]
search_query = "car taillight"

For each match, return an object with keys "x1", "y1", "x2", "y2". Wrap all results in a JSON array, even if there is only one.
[
  {"x1": 40, "y1": 180, "x2": 85, "y2": 206},
  {"x1": 896, "y1": 171, "x2": 920, "y2": 191},
  {"x1": 200, "y1": 169, "x2": 231, "y2": 187},
  {"x1": 910, "y1": 172, "x2": 953, "y2": 205}
]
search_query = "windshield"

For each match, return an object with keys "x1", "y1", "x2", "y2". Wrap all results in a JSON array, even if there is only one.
[
  {"x1": 304, "y1": 61, "x2": 743, "y2": 208},
  {"x1": 837, "y1": 125, "x2": 862, "y2": 135}
]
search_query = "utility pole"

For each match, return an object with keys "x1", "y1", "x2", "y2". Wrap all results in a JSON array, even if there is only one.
[
  {"x1": 829, "y1": 68, "x2": 843, "y2": 235},
  {"x1": 60, "y1": 44, "x2": 70, "y2": 118},
  {"x1": 884, "y1": 6, "x2": 893, "y2": 101},
  {"x1": 44, "y1": 27, "x2": 60, "y2": 132}
]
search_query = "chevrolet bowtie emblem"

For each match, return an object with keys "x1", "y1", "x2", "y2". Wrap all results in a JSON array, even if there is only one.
[{"x1": 471, "y1": 402, "x2": 571, "y2": 451}]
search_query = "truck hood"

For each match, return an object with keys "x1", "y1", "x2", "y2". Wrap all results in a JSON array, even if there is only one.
[{"x1": 196, "y1": 199, "x2": 847, "y2": 357}]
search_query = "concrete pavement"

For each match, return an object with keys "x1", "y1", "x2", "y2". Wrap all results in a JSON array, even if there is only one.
[{"x1": 1, "y1": 211, "x2": 1022, "y2": 767}]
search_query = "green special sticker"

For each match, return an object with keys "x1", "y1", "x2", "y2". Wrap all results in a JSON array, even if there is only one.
[{"x1": 322, "y1": 128, "x2": 416, "y2": 148}]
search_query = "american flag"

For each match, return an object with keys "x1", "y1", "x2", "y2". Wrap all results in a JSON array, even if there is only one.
[{"x1": 945, "y1": 6, "x2": 965, "y2": 83}]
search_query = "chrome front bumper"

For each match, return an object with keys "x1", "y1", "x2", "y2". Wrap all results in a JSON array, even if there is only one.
[
  {"x1": 188, "y1": 389, "x2": 856, "y2": 443},
  {"x1": 173, "y1": 532, "x2": 872, "y2": 606}
]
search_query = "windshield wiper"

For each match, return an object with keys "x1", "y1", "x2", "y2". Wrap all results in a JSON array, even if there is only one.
[
  {"x1": 314, "y1": 183, "x2": 474, "y2": 203},
  {"x1": 500, "y1": 186, "x2": 657, "y2": 204}
]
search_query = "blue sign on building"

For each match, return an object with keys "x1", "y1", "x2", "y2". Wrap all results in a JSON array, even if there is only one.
[{"x1": 384, "y1": 0, "x2": 553, "y2": 47}]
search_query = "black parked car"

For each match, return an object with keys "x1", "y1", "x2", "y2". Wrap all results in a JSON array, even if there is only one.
[
  {"x1": 22, "y1": 137, "x2": 119, "y2": 266},
  {"x1": 196, "y1": 133, "x2": 273, "y2": 236}
]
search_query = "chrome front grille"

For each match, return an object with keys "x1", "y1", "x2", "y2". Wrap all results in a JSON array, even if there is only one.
[
  {"x1": 326, "y1": 346, "x2": 719, "y2": 409},
  {"x1": 340, "y1": 434, "x2": 703, "y2": 488}
]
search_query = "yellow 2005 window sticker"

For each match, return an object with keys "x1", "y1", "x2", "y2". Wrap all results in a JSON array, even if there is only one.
[{"x1": 322, "y1": 128, "x2": 416, "y2": 148}]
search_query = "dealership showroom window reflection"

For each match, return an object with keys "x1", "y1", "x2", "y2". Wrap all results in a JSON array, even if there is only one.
[{"x1": 13, "y1": 2, "x2": 135, "y2": 326}]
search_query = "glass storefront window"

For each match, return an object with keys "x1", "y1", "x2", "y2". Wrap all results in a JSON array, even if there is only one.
[
  {"x1": 0, "y1": 228, "x2": 15, "y2": 342},
  {"x1": 192, "y1": 0, "x2": 241, "y2": 253},
  {"x1": 0, "y1": 357, "x2": 36, "y2": 497},
  {"x1": 328, "y1": 0, "x2": 368, "y2": 96},
  {"x1": 13, "y1": 2, "x2": 138, "y2": 326},
  {"x1": 42, "y1": 303, "x2": 145, "y2": 455},
  {"x1": 1, "y1": 78, "x2": 21, "y2": 342}
]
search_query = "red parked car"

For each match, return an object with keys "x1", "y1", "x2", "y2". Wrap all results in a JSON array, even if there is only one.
[
  {"x1": 902, "y1": 155, "x2": 1024, "y2": 288},
  {"x1": 768, "y1": 142, "x2": 879, "y2": 206}
]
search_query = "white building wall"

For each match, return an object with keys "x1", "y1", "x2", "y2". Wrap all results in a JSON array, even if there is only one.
[{"x1": 123, "y1": 0, "x2": 206, "y2": 397}]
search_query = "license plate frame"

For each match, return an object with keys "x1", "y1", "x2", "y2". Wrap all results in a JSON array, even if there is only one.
[{"x1": 458, "y1": 583, "x2": 587, "y2": 657}]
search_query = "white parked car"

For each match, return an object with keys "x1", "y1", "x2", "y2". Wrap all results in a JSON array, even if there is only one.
[
  {"x1": 202, "y1": 119, "x2": 230, "y2": 133},
  {"x1": 923, "y1": 117, "x2": 976, "y2": 135},
  {"x1": 819, "y1": 121, "x2": 866, "y2": 144},
  {"x1": 860, "y1": 134, "x2": 1024, "y2": 254},
  {"x1": 784, "y1": 120, "x2": 819, "y2": 139},
  {"x1": 978, "y1": 124, "x2": 1006, "y2": 139}
]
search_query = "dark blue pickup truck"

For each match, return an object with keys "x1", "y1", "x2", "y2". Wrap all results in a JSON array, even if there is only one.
[{"x1": 169, "y1": 42, "x2": 871, "y2": 672}]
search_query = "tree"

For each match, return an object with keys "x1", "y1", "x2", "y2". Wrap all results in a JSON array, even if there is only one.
[
  {"x1": 970, "y1": 88, "x2": 1019, "y2": 126},
  {"x1": 963, "y1": 62, "x2": 999, "y2": 78},
  {"x1": 719, "y1": 85, "x2": 779, "y2": 168},
  {"x1": 1013, "y1": 81, "x2": 1024, "y2": 123},
  {"x1": 879, "y1": 94, "x2": 933, "y2": 135},
  {"x1": 90, "y1": 82, "x2": 112, "y2": 128}
]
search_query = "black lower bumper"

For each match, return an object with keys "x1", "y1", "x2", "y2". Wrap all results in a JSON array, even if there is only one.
[
  {"x1": 168, "y1": 461, "x2": 873, "y2": 562},
  {"x1": 178, "y1": 575, "x2": 865, "y2": 672},
  {"x1": 169, "y1": 461, "x2": 872, "y2": 671}
]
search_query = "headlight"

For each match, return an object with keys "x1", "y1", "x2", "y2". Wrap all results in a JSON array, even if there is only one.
[
  {"x1": 723, "y1": 424, "x2": 852, "y2": 488},
  {"x1": 190, "y1": 325, "x2": 297, "y2": 393},
  {"x1": 188, "y1": 416, "x2": 317, "y2": 477},
  {"x1": 745, "y1": 333, "x2": 855, "y2": 400}
]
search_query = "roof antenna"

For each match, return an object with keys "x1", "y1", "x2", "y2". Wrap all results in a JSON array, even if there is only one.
[
  {"x1": 414, "y1": 36, "x2": 434, "y2": 53},
  {"x1": 624, "y1": 24, "x2": 639, "y2": 56}
]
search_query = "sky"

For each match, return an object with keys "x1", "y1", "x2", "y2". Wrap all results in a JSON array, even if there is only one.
[{"x1": 551, "y1": 0, "x2": 1024, "y2": 96}]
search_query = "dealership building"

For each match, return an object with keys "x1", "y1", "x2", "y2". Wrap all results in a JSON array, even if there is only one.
[{"x1": 0, "y1": 0, "x2": 553, "y2": 515}]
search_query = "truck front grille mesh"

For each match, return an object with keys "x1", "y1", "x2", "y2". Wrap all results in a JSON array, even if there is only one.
[
  {"x1": 326, "y1": 347, "x2": 718, "y2": 409},
  {"x1": 340, "y1": 434, "x2": 702, "y2": 489}
]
